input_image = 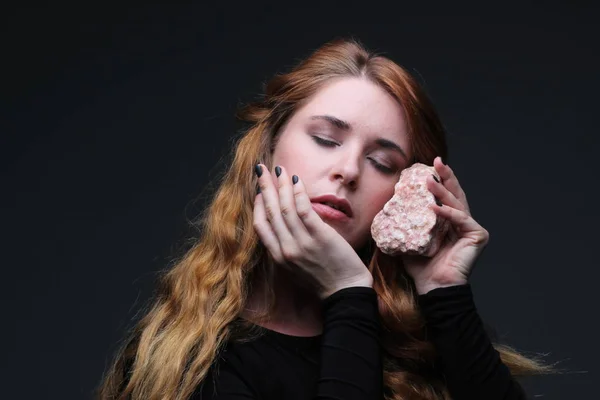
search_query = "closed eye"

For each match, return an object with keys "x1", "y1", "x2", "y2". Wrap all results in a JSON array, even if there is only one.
[
  {"x1": 369, "y1": 159, "x2": 394, "y2": 174},
  {"x1": 311, "y1": 135, "x2": 396, "y2": 175},
  {"x1": 311, "y1": 136, "x2": 338, "y2": 147}
]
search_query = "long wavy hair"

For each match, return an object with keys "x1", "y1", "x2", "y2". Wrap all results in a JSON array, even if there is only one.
[{"x1": 96, "y1": 38, "x2": 555, "y2": 400}]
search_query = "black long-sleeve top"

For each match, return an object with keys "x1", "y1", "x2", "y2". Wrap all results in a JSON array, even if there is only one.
[{"x1": 194, "y1": 284, "x2": 526, "y2": 399}]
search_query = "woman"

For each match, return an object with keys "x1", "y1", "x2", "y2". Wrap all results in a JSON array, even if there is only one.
[{"x1": 97, "y1": 38, "x2": 554, "y2": 400}]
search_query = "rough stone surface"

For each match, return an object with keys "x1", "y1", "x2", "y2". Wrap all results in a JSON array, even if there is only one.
[{"x1": 371, "y1": 163, "x2": 449, "y2": 257}]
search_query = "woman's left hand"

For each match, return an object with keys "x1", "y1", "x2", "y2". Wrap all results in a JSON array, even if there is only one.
[{"x1": 401, "y1": 156, "x2": 490, "y2": 295}]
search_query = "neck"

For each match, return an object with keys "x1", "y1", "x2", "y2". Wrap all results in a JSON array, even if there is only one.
[{"x1": 243, "y1": 265, "x2": 324, "y2": 337}]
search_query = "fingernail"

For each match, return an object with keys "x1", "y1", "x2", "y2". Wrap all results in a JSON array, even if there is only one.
[
  {"x1": 292, "y1": 175, "x2": 299, "y2": 185},
  {"x1": 432, "y1": 174, "x2": 440, "y2": 183},
  {"x1": 435, "y1": 197, "x2": 443, "y2": 206},
  {"x1": 275, "y1": 166, "x2": 281, "y2": 177},
  {"x1": 255, "y1": 164, "x2": 263, "y2": 177},
  {"x1": 256, "y1": 185, "x2": 261, "y2": 194}
]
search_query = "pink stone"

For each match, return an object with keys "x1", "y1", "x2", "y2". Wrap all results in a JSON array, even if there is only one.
[{"x1": 371, "y1": 163, "x2": 449, "y2": 257}]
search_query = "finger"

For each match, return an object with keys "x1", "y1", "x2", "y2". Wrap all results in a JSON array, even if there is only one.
[
  {"x1": 291, "y1": 175, "x2": 325, "y2": 236},
  {"x1": 431, "y1": 203, "x2": 489, "y2": 245},
  {"x1": 275, "y1": 165, "x2": 311, "y2": 240},
  {"x1": 256, "y1": 164, "x2": 295, "y2": 253},
  {"x1": 433, "y1": 157, "x2": 471, "y2": 214},
  {"x1": 253, "y1": 188, "x2": 284, "y2": 263},
  {"x1": 427, "y1": 174, "x2": 465, "y2": 212}
]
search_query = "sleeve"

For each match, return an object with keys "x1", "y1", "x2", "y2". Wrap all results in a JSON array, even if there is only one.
[
  {"x1": 317, "y1": 286, "x2": 383, "y2": 400},
  {"x1": 417, "y1": 283, "x2": 527, "y2": 400}
]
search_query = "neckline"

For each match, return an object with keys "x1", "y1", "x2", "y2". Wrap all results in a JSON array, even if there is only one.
[
  {"x1": 236, "y1": 317, "x2": 322, "y2": 351},
  {"x1": 264, "y1": 327, "x2": 322, "y2": 352}
]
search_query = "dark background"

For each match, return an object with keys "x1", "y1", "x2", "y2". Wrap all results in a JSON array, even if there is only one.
[{"x1": 2, "y1": 3, "x2": 598, "y2": 399}]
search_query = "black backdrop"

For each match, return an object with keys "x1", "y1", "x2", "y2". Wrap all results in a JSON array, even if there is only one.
[{"x1": 2, "y1": 3, "x2": 598, "y2": 399}]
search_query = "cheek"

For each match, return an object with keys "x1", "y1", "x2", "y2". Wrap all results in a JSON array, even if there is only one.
[
  {"x1": 362, "y1": 184, "x2": 395, "y2": 219},
  {"x1": 273, "y1": 134, "x2": 312, "y2": 173},
  {"x1": 371, "y1": 181, "x2": 396, "y2": 205}
]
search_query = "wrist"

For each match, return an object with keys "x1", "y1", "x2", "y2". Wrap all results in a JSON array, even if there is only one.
[
  {"x1": 416, "y1": 279, "x2": 468, "y2": 295},
  {"x1": 321, "y1": 274, "x2": 374, "y2": 299}
]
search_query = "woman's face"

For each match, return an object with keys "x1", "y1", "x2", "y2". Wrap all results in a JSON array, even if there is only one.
[{"x1": 271, "y1": 77, "x2": 412, "y2": 249}]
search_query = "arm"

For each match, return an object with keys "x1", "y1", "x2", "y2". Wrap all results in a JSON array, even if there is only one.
[
  {"x1": 317, "y1": 286, "x2": 383, "y2": 399},
  {"x1": 418, "y1": 283, "x2": 527, "y2": 400}
]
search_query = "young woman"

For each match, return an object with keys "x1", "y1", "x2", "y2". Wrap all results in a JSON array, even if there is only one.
[{"x1": 97, "y1": 38, "x2": 553, "y2": 400}]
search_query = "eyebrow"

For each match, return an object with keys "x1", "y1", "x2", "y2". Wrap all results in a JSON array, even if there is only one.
[{"x1": 310, "y1": 114, "x2": 408, "y2": 160}]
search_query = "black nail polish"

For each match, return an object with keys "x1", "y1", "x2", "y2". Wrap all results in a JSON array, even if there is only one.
[
  {"x1": 292, "y1": 175, "x2": 298, "y2": 185},
  {"x1": 275, "y1": 166, "x2": 281, "y2": 177},
  {"x1": 255, "y1": 164, "x2": 263, "y2": 177},
  {"x1": 435, "y1": 197, "x2": 443, "y2": 206},
  {"x1": 432, "y1": 174, "x2": 440, "y2": 183}
]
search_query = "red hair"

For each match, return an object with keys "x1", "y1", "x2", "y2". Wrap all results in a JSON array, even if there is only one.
[{"x1": 96, "y1": 37, "x2": 554, "y2": 400}]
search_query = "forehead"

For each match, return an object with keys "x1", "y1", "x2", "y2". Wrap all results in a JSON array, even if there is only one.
[{"x1": 295, "y1": 77, "x2": 408, "y2": 140}]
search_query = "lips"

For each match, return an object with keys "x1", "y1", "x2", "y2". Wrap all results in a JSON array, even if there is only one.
[
  {"x1": 311, "y1": 202, "x2": 350, "y2": 222},
  {"x1": 310, "y1": 194, "x2": 353, "y2": 218}
]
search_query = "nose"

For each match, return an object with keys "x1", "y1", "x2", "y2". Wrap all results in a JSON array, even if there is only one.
[{"x1": 330, "y1": 147, "x2": 361, "y2": 190}]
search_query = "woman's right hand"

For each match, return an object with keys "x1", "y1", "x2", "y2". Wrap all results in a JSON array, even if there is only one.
[{"x1": 253, "y1": 164, "x2": 373, "y2": 300}]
